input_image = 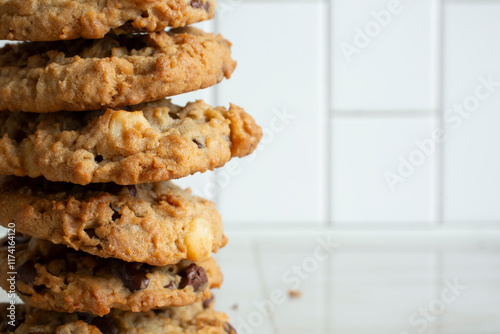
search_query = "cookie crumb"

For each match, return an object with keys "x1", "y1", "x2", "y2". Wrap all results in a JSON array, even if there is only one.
[
  {"x1": 288, "y1": 290, "x2": 302, "y2": 298},
  {"x1": 231, "y1": 304, "x2": 238, "y2": 310}
]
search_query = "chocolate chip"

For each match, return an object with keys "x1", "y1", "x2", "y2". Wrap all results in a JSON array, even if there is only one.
[
  {"x1": 190, "y1": 0, "x2": 210, "y2": 11},
  {"x1": 192, "y1": 139, "x2": 204, "y2": 149},
  {"x1": 94, "y1": 155, "x2": 103, "y2": 163},
  {"x1": 16, "y1": 260, "x2": 37, "y2": 286},
  {"x1": 178, "y1": 264, "x2": 208, "y2": 292},
  {"x1": 190, "y1": 0, "x2": 203, "y2": 8},
  {"x1": 224, "y1": 322, "x2": 236, "y2": 334},
  {"x1": 202, "y1": 295, "x2": 214, "y2": 309},
  {"x1": 164, "y1": 281, "x2": 175, "y2": 289},
  {"x1": 116, "y1": 262, "x2": 150, "y2": 292},
  {"x1": 127, "y1": 185, "x2": 137, "y2": 197}
]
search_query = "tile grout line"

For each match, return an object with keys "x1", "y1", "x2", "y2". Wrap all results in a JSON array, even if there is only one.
[
  {"x1": 325, "y1": 0, "x2": 335, "y2": 229},
  {"x1": 252, "y1": 240, "x2": 278, "y2": 334},
  {"x1": 435, "y1": 248, "x2": 444, "y2": 334},
  {"x1": 435, "y1": 0, "x2": 445, "y2": 227},
  {"x1": 325, "y1": 0, "x2": 333, "y2": 332},
  {"x1": 333, "y1": 109, "x2": 436, "y2": 117},
  {"x1": 325, "y1": 0, "x2": 333, "y2": 228}
]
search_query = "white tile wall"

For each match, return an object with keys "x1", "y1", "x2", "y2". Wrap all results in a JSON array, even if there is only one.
[
  {"x1": 442, "y1": 2, "x2": 500, "y2": 223},
  {"x1": 212, "y1": 1, "x2": 328, "y2": 226},
  {"x1": 331, "y1": 117, "x2": 435, "y2": 225},
  {"x1": 331, "y1": 0, "x2": 435, "y2": 111}
]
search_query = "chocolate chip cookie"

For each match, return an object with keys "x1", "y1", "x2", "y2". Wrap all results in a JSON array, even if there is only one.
[
  {"x1": 0, "y1": 301, "x2": 236, "y2": 333},
  {"x1": 0, "y1": 0, "x2": 216, "y2": 42},
  {"x1": 0, "y1": 27, "x2": 236, "y2": 113},
  {"x1": 0, "y1": 236, "x2": 223, "y2": 316},
  {"x1": 0, "y1": 177, "x2": 227, "y2": 266},
  {"x1": 0, "y1": 99, "x2": 261, "y2": 185}
]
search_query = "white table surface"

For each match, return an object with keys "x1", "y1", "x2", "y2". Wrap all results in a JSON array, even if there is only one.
[{"x1": 213, "y1": 229, "x2": 500, "y2": 334}]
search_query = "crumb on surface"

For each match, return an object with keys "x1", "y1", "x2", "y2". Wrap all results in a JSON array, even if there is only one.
[{"x1": 288, "y1": 290, "x2": 302, "y2": 298}]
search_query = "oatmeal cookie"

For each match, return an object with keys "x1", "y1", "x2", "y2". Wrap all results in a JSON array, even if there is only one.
[
  {"x1": 0, "y1": 99, "x2": 261, "y2": 185},
  {"x1": 0, "y1": 0, "x2": 216, "y2": 42},
  {"x1": 0, "y1": 27, "x2": 236, "y2": 113},
  {"x1": 0, "y1": 177, "x2": 227, "y2": 266},
  {"x1": 0, "y1": 301, "x2": 236, "y2": 333},
  {"x1": 0, "y1": 236, "x2": 223, "y2": 316}
]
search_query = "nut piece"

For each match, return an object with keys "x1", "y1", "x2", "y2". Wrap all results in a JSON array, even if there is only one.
[
  {"x1": 184, "y1": 218, "x2": 213, "y2": 262},
  {"x1": 108, "y1": 110, "x2": 155, "y2": 154}
]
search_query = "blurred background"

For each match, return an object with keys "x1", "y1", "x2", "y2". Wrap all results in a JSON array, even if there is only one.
[
  {"x1": 172, "y1": 0, "x2": 500, "y2": 333},
  {"x1": 1, "y1": 0, "x2": 500, "y2": 333}
]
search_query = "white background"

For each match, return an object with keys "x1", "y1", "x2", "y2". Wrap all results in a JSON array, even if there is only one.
[{"x1": 1, "y1": 0, "x2": 500, "y2": 333}]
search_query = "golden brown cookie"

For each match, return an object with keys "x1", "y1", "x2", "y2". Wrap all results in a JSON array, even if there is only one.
[
  {"x1": 0, "y1": 27, "x2": 236, "y2": 113},
  {"x1": 0, "y1": 99, "x2": 261, "y2": 185},
  {"x1": 0, "y1": 302, "x2": 236, "y2": 333},
  {"x1": 0, "y1": 0, "x2": 216, "y2": 42},
  {"x1": 0, "y1": 177, "x2": 227, "y2": 266},
  {"x1": 0, "y1": 236, "x2": 223, "y2": 316}
]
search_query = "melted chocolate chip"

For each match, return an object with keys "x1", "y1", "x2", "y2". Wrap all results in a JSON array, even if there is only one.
[
  {"x1": 190, "y1": 0, "x2": 202, "y2": 8},
  {"x1": 178, "y1": 264, "x2": 208, "y2": 292},
  {"x1": 192, "y1": 139, "x2": 204, "y2": 149},
  {"x1": 190, "y1": 0, "x2": 210, "y2": 11},
  {"x1": 127, "y1": 185, "x2": 137, "y2": 197},
  {"x1": 164, "y1": 281, "x2": 175, "y2": 290},
  {"x1": 202, "y1": 295, "x2": 214, "y2": 309},
  {"x1": 116, "y1": 262, "x2": 150, "y2": 292},
  {"x1": 16, "y1": 260, "x2": 37, "y2": 286},
  {"x1": 94, "y1": 155, "x2": 103, "y2": 163}
]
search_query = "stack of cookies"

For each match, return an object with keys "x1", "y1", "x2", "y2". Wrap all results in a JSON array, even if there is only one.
[{"x1": 0, "y1": 0, "x2": 262, "y2": 333}]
